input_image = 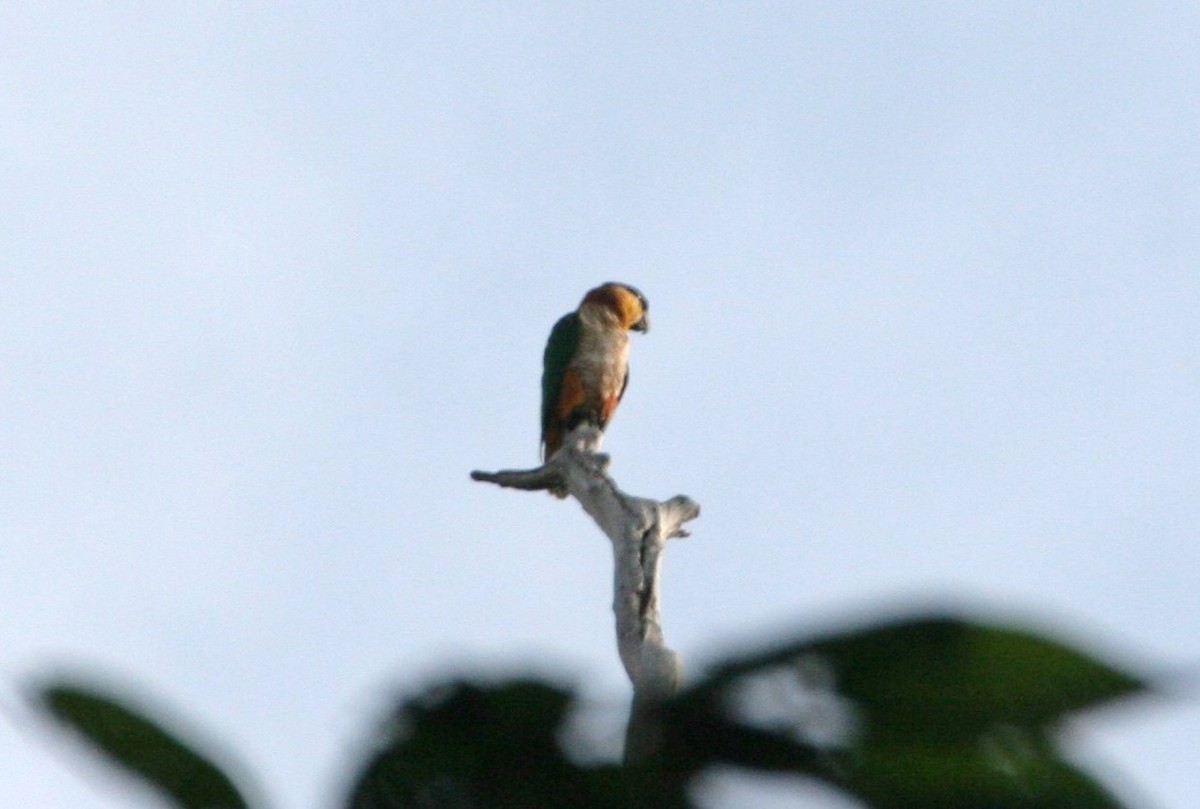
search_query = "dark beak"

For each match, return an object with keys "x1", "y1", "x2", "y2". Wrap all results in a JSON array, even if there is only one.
[{"x1": 632, "y1": 315, "x2": 650, "y2": 333}]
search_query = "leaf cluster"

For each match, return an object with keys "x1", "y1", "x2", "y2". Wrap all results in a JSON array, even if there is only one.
[{"x1": 35, "y1": 610, "x2": 1152, "y2": 809}]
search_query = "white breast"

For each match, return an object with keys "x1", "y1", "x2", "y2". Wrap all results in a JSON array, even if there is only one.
[{"x1": 573, "y1": 318, "x2": 630, "y2": 397}]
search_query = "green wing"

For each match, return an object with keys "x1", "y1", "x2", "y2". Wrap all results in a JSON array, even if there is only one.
[{"x1": 541, "y1": 312, "x2": 581, "y2": 437}]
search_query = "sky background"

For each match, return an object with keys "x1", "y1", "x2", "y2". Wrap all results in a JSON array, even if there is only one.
[{"x1": 2, "y1": 3, "x2": 1198, "y2": 808}]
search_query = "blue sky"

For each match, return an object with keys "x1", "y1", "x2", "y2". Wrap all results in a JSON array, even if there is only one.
[{"x1": 3, "y1": 4, "x2": 1197, "y2": 808}]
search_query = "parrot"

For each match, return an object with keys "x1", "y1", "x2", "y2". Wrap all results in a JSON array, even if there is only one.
[{"x1": 540, "y1": 282, "x2": 650, "y2": 463}]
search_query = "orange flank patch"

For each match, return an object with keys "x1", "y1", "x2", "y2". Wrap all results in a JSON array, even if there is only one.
[
  {"x1": 555, "y1": 367, "x2": 587, "y2": 422},
  {"x1": 598, "y1": 394, "x2": 620, "y2": 427},
  {"x1": 544, "y1": 368, "x2": 624, "y2": 460}
]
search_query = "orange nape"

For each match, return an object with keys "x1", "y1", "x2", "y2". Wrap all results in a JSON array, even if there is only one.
[{"x1": 581, "y1": 283, "x2": 648, "y2": 331}]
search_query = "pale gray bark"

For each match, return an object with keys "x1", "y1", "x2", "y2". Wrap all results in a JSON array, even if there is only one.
[{"x1": 471, "y1": 425, "x2": 700, "y2": 761}]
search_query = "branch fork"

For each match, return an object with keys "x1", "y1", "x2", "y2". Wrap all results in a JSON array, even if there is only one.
[{"x1": 472, "y1": 426, "x2": 700, "y2": 705}]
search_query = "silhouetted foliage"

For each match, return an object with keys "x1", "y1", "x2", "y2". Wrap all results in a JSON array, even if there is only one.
[
  {"x1": 41, "y1": 683, "x2": 249, "y2": 809},
  {"x1": 35, "y1": 609, "x2": 1154, "y2": 809}
]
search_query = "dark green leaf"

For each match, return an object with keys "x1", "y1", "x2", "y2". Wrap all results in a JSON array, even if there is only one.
[
  {"x1": 844, "y1": 734, "x2": 1133, "y2": 809},
  {"x1": 39, "y1": 681, "x2": 250, "y2": 809},
  {"x1": 693, "y1": 612, "x2": 1148, "y2": 743},
  {"x1": 659, "y1": 611, "x2": 1153, "y2": 808},
  {"x1": 346, "y1": 677, "x2": 689, "y2": 809}
]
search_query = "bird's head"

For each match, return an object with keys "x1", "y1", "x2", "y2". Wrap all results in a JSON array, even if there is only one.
[{"x1": 581, "y1": 282, "x2": 650, "y2": 333}]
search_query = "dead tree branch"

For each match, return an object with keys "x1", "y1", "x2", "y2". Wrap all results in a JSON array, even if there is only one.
[{"x1": 471, "y1": 425, "x2": 700, "y2": 761}]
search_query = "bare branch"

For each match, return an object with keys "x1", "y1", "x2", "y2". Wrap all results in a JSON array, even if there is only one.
[
  {"x1": 471, "y1": 425, "x2": 700, "y2": 761},
  {"x1": 468, "y1": 466, "x2": 561, "y2": 491}
]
